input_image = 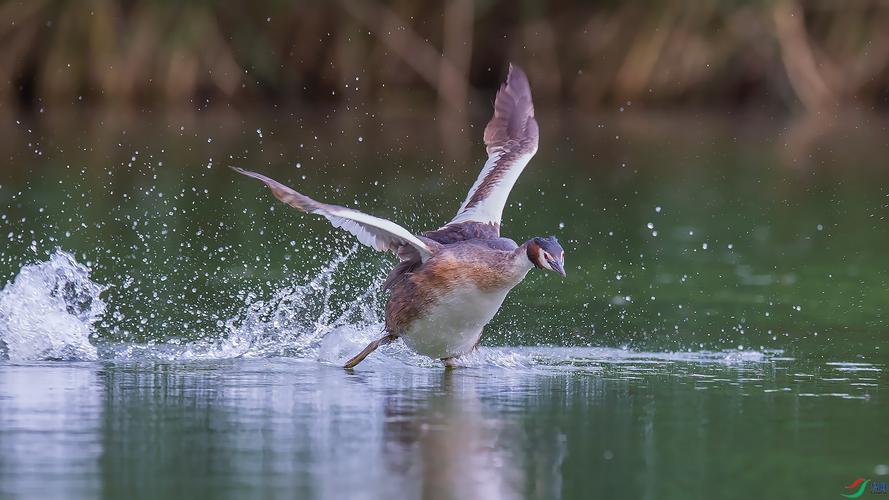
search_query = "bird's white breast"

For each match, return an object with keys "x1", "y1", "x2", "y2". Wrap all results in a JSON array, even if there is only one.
[{"x1": 401, "y1": 283, "x2": 512, "y2": 359}]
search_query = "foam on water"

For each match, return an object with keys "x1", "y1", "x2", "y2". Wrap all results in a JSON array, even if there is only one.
[{"x1": 0, "y1": 250, "x2": 107, "y2": 361}]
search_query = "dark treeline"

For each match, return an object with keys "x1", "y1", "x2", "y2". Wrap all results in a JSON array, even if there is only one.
[{"x1": 1, "y1": 0, "x2": 887, "y2": 114}]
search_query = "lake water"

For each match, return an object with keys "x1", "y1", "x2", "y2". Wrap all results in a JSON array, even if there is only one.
[{"x1": 0, "y1": 109, "x2": 887, "y2": 499}]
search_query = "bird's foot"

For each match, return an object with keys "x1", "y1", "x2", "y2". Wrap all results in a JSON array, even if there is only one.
[
  {"x1": 441, "y1": 357, "x2": 460, "y2": 369},
  {"x1": 344, "y1": 334, "x2": 396, "y2": 369}
]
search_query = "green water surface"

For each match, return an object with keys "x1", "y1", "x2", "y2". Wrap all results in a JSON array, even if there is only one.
[{"x1": 0, "y1": 109, "x2": 887, "y2": 499}]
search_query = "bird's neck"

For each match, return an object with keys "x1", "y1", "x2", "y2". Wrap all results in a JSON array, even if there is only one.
[{"x1": 513, "y1": 242, "x2": 537, "y2": 273}]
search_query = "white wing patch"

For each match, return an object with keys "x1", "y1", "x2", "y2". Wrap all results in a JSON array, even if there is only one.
[
  {"x1": 321, "y1": 208, "x2": 433, "y2": 260},
  {"x1": 231, "y1": 167, "x2": 433, "y2": 262},
  {"x1": 450, "y1": 149, "x2": 535, "y2": 225}
]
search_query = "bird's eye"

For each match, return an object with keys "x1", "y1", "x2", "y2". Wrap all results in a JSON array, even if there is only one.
[{"x1": 543, "y1": 252, "x2": 552, "y2": 261}]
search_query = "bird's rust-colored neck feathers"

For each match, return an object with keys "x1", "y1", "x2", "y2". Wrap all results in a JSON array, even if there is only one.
[{"x1": 525, "y1": 239, "x2": 545, "y2": 269}]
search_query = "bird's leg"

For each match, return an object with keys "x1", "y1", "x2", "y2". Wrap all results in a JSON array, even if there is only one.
[
  {"x1": 344, "y1": 334, "x2": 397, "y2": 369},
  {"x1": 471, "y1": 332, "x2": 484, "y2": 352},
  {"x1": 441, "y1": 357, "x2": 459, "y2": 369},
  {"x1": 440, "y1": 328, "x2": 483, "y2": 368}
]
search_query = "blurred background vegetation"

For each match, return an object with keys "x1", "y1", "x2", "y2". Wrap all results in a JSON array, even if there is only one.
[{"x1": 1, "y1": 0, "x2": 887, "y2": 115}]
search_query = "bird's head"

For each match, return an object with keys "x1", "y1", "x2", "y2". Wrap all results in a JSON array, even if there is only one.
[{"x1": 526, "y1": 236, "x2": 566, "y2": 277}]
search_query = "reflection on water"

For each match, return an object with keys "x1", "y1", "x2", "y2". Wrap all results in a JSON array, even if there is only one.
[
  {"x1": 0, "y1": 365, "x2": 103, "y2": 499},
  {"x1": 0, "y1": 354, "x2": 886, "y2": 500}
]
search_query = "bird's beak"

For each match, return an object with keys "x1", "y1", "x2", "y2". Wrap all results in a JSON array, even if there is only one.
[{"x1": 547, "y1": 258, "x2": 566, "y2": 277}]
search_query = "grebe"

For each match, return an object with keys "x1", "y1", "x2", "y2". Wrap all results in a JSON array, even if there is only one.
[{"x1": 232, "y1": 64, "x2": 565, "y2": 368}]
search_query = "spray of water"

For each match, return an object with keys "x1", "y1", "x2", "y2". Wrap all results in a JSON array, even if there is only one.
[
  {"x1": 0, "y1": 250, "x2": 107, "y2": 361},
  {"x1": 0, "y1": 244, "x2": 397, "y2": 364},
  {"x1": 0, "y1": 249, "x2": 781, "y2": 369},
  {"x1": 178, "y1": 245, "x2": 387, "y2": 361}
]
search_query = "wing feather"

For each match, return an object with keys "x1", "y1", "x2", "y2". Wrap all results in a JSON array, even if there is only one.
[
  {"x1": 448, "y1": 64, "x2": 539, "y2": 228},
  {"x1": 231, "y1": 167, "x2": 434, "y2": 262}
]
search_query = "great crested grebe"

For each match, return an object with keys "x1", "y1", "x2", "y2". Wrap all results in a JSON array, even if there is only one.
[{"x1": 233, "y1": 64, "x2": 566, "y2": 368}]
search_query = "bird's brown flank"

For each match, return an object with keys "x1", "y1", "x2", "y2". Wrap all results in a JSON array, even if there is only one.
[{"x1": 384, "y1": 244, "x2": 525, "y2": 336}]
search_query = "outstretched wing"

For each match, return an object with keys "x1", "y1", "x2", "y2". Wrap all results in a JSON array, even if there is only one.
[
  {"x1": 232, "y1": 167, "x2": 434, "y2": 262},
  {"x1": 448, "y1": 64, "x2": 539, "y2": 230}
]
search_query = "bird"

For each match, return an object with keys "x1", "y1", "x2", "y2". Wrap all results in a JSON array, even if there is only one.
[{"x1": 232, "y1": 64, "x2": 565, "y2": 368}]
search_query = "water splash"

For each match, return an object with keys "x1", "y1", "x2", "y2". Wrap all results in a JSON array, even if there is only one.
[
  {"x1": 98, "y1": 245, "x2": 388, "y2": 362},
  {"x1": 180, "y1": 245, "x2": 385, "y2": 360},
  {"x1": 0, "y1": 250, "x2": 107, "y2": 361},
  {"x1": 0, "y1": 246, "x2": 390, "y2": 362},
  {"x1": 0, "y1": 250, "x2": 793, "y2": 371}
]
